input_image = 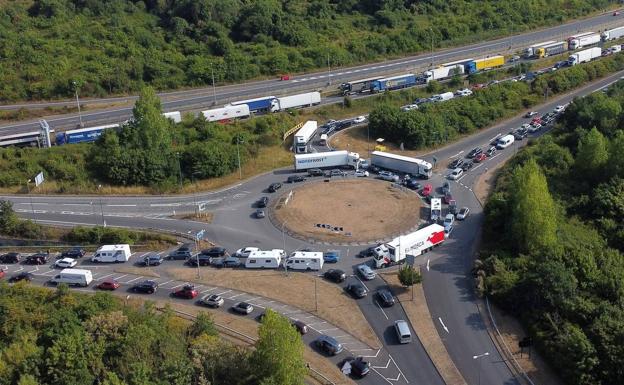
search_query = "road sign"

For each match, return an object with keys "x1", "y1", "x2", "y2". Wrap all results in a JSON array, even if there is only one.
[
  {"x1": 34, "y1": 172, "x2": 44, "y2": 187},
  {"x1": 406, "y1": 255, "x2": 415, "y2": 266},
  {"x1": 195, "y1": 229, "x2": 206, "y2": 241}
]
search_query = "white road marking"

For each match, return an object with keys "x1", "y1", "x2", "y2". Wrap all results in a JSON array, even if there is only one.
[
  {"x1": 124, "y1": 276, "x2": 143, "y2": 284},
  {"x1": 317, "y1": 328, "x2": 339, "y2": 333},
  {"x1": 170, "y1": 283, "x2": 185, "y2": 290},
  {"x1": 113, "y1": 274, "x2": 128, "y2": 281},
  {"x1": 62, "y1": 203, "x2": 89, "y2": 206},
  {"x1": 426, "y1": 259, "x2": 430, "y2": 271},
  {"x1": 150, "y1": 203, "x2": 181, "y2": 207},
  {"x1": 216, "y1": 290, "x2": 231, "y2": 296},
  {"x1": 448, "y1": 150, "x2": 464, "y2": 159},
  {"x1": 355, "y1": 276, "x2": 370, "y2": 291},
  {"x1": 107, "y1": 204, "x2": 137, "y2": 207},
  {"x1": 439, "y1": 317, "x2": 450, "y2": 333},
  {"x1": 471, "y1": 163, "x2": 484, "y2": 172},
  {"x1": 97, "y1": 273, "x2": 114, "y2": 281},
  {"x1": 228, "y1": 293, "x2": 244, "y2": 300},
  {"x1": 489, "y1": 133, "x2": 503, "y2": 142},
  {"x1": 375, "y1": 300, "x2": 389, "y2": 320}
]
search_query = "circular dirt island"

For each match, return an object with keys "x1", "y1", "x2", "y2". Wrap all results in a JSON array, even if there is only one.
[{"x1": 271, "y1": 179, "x2": 422, "y2": 244}]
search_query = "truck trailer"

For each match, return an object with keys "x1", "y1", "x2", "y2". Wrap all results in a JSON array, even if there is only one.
[
  {"x1": 370, "y1": 74, "x2": 417, "y2": 92},
  {"x1": 55, "y1": 124, "x2": 119, "y2": 145},
  {"x1": 569, "y1": 33, "x2": 601, "y2": 50},
  {"x1": 272, "y1": 92, "x2": 321, "y2": 112},
  {"x1": 163, "y1": 111, "x2": 182, "y2": 123},
  {"x1": 229, "y1": 96, "x2": 277, "y2": 113},
  {"x1": 424, "y1": 64, "x2": 464, "y2": 83},
  {"x1": 568, "y1": 47, "x2": 602, "y2": 66},
  {"x1": 294, "y1": 151, "x2": 360, "y2": 170},
  {"x1": 372, "y1": 224, "x2": 446, "y2": 268},
  {"x1": 535, "y1": 41, "x2": 568, "y2": 58},
  {"x1": 602, "y1": 26, "x2": 624, "y2": 41},
  {"x1": 293, "y1": 120, "x2": 318, "y2": 153},
  {"x1": 202, "y1": 104, "x2": 251, "y2": 122},
  {"x1": 371, "y1": 151, "x2": 432, "y2": 179},
  {"x1": 340, "y1": 77, "x2": 383, "y2": 95},
  {"x1": 524, "y1": 41, "x2": 556, "y2": 58},
  {"x1": 465, "y1": 56, "x2": 505, "y2": 74}
]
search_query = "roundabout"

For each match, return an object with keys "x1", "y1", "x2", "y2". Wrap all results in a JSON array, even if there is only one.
[{"x1": 271, "y1": 179, "x2": 423, "y2": 244}]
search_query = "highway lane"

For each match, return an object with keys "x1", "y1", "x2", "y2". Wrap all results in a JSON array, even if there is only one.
[{"x1": 2, "y1": 11, "x2": 624, "y2": 134}]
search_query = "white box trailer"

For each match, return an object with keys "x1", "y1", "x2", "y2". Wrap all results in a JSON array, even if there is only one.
[
  {"x1": 202, "y1": 105, "x2": 250, "y2": 122},
  {"x1": 163, "y1": 111, "x2": 182, "y2": 123},
  {"x1": 569, "y1": 33, "x2": 601, "y2": 50},
  {"x1": 524, "y1": 40, "x2": 556, "y2": 58},
  {"x1": 50, "y1": 268, "x2": 93, "y2": 287},
  {"x1": 372, "y1": 224, "x2": 446, "y2": 268},
  {"x1": 294, "y1": 120, "x2": 318, "y2": 153},
  {"x1": 430, "y1": 198, "x2": 442, "y2": 222},
  {"x1": 424, "y1": 65, "x2": 464, "y2": 82},
  {"x1": 273, "y1": 92, "x2": 321, "y2": 112},
  {"x1": 371, "y1": 151, "x2": 432, "y2": 179},
  {"x1": 245, "y1": 249, "x2": 284, "y2": 269},
  {"x1": 294, "y1": 150, "x2": 360, "y2": 170},
  {"x1": 602, "y1": 26, "x2": 624, "y2": 41},
  {"x1": 568, "y1": 47, "x2": 602, "y2": 66},
  {"x1": 285, "y1": 251, "x2": 324, "y2": 271},
  {"x1": 91, "y1": 244, "x2": 131, "y2": 263}
]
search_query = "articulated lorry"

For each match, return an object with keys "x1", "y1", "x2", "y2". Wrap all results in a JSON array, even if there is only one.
[
  {"x1": 370, "y1": 74, "x2": 418, "y2": 92},
  {"x1": 230, "y1": 96, "x2": 277, "y2": 113},
  {"x1": 465, "y1": 56, "x2": 505, "y2": 74},
  {"x1": 55, "y1": 124, "x2": 119, "y2": 145},
  {"x1": 372, "y1": 224, "x2": 446, "y2": 268},
  {"x1": 568, "y1": 32, "x2": 601, "y2": 50},
  {"x1": 602, "y1": 26, "x2": 624, "y2": 41},
  {"x1": 294, "y1": 151, "x2": 360, "y2": 170},
  {"x1": 202, "y1": 105, "x2": 250, "y2": 122},
  {"x1": 535, "y1": 41, "x2": 568, "y2": 58},
  {"x1": 272, "y1": 92, "x2": 321, "y2": 111},
  {"x1": 524, "y1": 41, "x2": 556, "y2": 58},
  {"x1": 293, "y1": 120, "x2": 318, "y2": 153},
  {"x1": 371, "y1": 151, "x2": 432, "y2": 179},
  {"x1": 424, "y1": 64, "x2": 464, "y2": 82},
  {"x1": 568, "y1": 47, "x2": 602, "y2": 66}
]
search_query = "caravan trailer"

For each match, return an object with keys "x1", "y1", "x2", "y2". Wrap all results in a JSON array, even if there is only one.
[{"x1": 285, "y1": 252, "x2": 324, "y2": 271}]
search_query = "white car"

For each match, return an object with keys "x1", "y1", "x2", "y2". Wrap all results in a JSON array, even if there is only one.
[
  {"x1": 528, "y1": 123, "x2": 541, "y2": 133},
  {"x1": 354, "y1": 170, "x2": 369, "y2": 177},
  {"x1": 554, "y1": 105, "x2": 566, "y2": 113},
  {"x1": 199, "y1": 294, "x2": 224, "y2": 308},
  {"x1": 400, "y1": 104, "x2": 419, "y2": 112},
  {"x1": 456, "y1": 207, "x2": 470, "y2": 220},
  {"x1": 55, "y1": 258, "x2": 77, "y2": 268},
  {"x1": 521, "y1": 123, "x2": 531, "y2": 130},
  {"x1": 378, "y1": 171, "x2": 399, "y2": 182},
  {"x1": 443, "y1": 214, "x2": 455, "y2": 232},
  {"x1": 455, "y1": 88, "x2": 473, "y2": 97},
  {"x1": 353, "y1": 116, "x2": 367, "y2": 124},
  {"x1": 448, "y1": 168, "x2": 464, "y2": 180},
  {"x1": 235, "y1": 247, "x2": 260, "y2": 258}
]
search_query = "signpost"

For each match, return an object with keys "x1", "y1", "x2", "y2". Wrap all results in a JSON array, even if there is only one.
[
  {"x1": 194, "y1": 229, "x2": 206, "y2": 278},
  {"x1": 34, "y1": 172, "x2": 44, "y2": 187}
]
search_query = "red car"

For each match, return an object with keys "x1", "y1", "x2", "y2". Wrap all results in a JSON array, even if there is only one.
[
  {"x1": 471, "y1": 83, "x2": 486, "y2": 90},
  {"x1": 614, "y1": 11, "x2": 620, "y2": 16},
  {"x1": 474, "y1": 153, "x2": 487, "y2": 162},
  {"x1": 172, "y1": 284, "x2": 198, "y2": 299},
  {"x1": 421, "y1": 184, "x2": 433, "y2": 196},
  {"x1": 531, "y1": 117, "x2": 542, "y2": 125},
  {"x1": 98, "y1": 279, "x2": 120, "y2": 290},
  {"x1": 280, "y1": 74, "x2": 290, "y2": 81},
  {"x1": 443, "y1": 192, "x2": 453, "y2": 204},
  {"x1": 0, "y1": 269, "x2": 5, "y2": 279}
]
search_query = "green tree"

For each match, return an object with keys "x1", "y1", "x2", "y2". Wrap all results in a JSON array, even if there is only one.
[
  {"x1": 188, "y1": 312, "x2": 218, "y2": 338},
  {"x1": 575, "y1": 127, "x2": 609, "y2": 182},
  {"x1": 510, "y1": 159, "x2": 558, "y2": 255},
  {"x1": 0, "y1": 200, "x2": 18, "y2": 235},
  {"x1": 44, "y1": 330, "x2": 96, "y2": 385},
  {"x1": 251, "y1": 309, "x2": 306, "y2": 385}
]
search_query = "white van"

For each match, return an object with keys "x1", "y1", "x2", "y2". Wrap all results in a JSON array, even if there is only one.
[
  {"x1": 319, "y1": 134, "x2": 328, "y2": 146},
  {"x1": 496, "y1": 134, "x2": 515, "y2": 149},
  {"x1": 430, "y1": 198, "x2": 442, "y2": 222},
  {"x1": 245, "y1": 249, "x2": 284, "y2": 269},
  {"x1": 394, "y1": 320, "x2": 412, "y2": 344},
  {"x1": 91, "y1": 244, "x2": 131, "y2": 263},
  {"x1": 285, "y1": 251, "x2": 324, "y2": 271},
  {"x1": 49, "y1": 268, "x2": 93, "y2": 287},
  {"x1": 431, "y1": 92, "x2": 454, "y2": 102}
]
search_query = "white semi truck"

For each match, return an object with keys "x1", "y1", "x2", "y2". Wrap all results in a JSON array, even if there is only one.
[
  {"x1": 294, "y1": 150, "x2": 360, "y2": 170},
  {"x1": 524, "y1": 40, "x2": 556, "y2": 58},
  {"x1": 424, "y1": 64, "x2": 465, "y2": 82},
  {"x1": 273, "y1": 92, "x2": 321, "y2": 112},
  {"x1": 568, "y1": 47, "x2": 602, "y2": 66},
  {"x1": 372, "y1": 224, "x2": 446, "y2": 268},
  {"x1": 371, "y1": 151, "x2": 432, "y2": 179},
  {"x1": 602, "y1": 26, "x2": 624, "y2": 41},
  {"x1": 568, "y1": 32, "x2": 601, "y2": 50},
  {"x1": 293, "y1": 120, "x2": 318, "y2": 153}
]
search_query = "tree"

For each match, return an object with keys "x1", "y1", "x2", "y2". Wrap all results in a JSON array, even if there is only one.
[
  {"x1": 0, "y1": 200, "x2": 18, "y2": 235},
  {"x1": 510, "y1": 159, "x2": 559, "y2": 255},
  {"x1": 188, "y1": 312, "x2": 217, "y2": 338},
  {"x1": 575, "y1": 127, "x2": 609, "y2": 182},
  {"x1": 251, "y1": 309, "x2": 306, "y2": 385},
  {"x1": 398, "y1": 264, "x2": 422, "y2": 300},
  {"x1": 44, "y1": 330, "x2": 96, "y2": 385}
]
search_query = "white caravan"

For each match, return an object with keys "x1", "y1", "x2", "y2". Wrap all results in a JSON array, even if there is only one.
[
  {"x1": 245, "y1": 249, "x2": 285, "y2": 269},
  {"x1": 91, "y1": 244, "x2": 131, "y2": 263},
  {"x1": 285, "y1": 252, "x2": 324, "y2": 271}
]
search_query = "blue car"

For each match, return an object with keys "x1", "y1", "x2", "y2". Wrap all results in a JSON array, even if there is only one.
[{"x1": 323, "y1": 251, "x2": 341, "y2": 263}]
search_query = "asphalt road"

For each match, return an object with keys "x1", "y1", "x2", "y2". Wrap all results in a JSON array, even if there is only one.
[
  {"x1": 3, "y1": 70, "x2": 623, "y2": 384},
  {"x1": 1, "y1": 11, "x2": 623, "y2": 135}
]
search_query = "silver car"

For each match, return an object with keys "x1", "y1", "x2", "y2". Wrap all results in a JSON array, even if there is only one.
[
  {"x1": 357, "y1": 264, "x2": 376, "y2": 280},
  {"x1": 199, "y1": 294, "x2": 224, "y2": 308},
  {"x1": 456, "y1": 207, "x2": 470, "y2": 220},
  {"x1": 378, "y1": 171, "x2": 399, "y2": 182}
]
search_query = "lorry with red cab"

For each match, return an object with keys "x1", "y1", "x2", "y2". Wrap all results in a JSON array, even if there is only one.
[{"x1": 372, "y1": 224, "x2": 446, "y2": 268}]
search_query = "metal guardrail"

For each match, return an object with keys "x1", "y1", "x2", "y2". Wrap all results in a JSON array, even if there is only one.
[
  {"x1": 283, "y1": 121, "x2": 304, "y2": 141},
  {"x1": 159, "y1": 307, "x2": 337, "y2": 385}
]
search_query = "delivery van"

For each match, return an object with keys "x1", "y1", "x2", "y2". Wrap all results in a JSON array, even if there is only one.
[
  {"x1": 49, "y1": 268, "x2": 93, "y2": 287},
  {"x1": 496, "y1": 134, "x2": 515, "y2": 149}
]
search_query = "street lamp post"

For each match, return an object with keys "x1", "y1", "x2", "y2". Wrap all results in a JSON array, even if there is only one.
[
  {"x1": 429, "y1": 28, "x2": 435, "y2": 67},
  {"x1": 97, "y1": 184, "x2": 105, "y2": 227},
  {"x1": 472, "y1": 352, "x2": 490, "y2": 385},
  {"x1": 176, "y1": 152, "x2": 183, "y2": 189},
  {"x1": 236, "y1": 135, "x2": 242, "y2": 179},
  {"x1": 281, "y1": 221, "x2": 288, "y2": 275},
  {"x1": 26, "y1": 179, "x2": 35, "y2": 217},
  {"x1": 210, "y1": 64, "x2": 217, "y2": 105},
  {"x1": 72, "y1": 81, "x2": 84, "y2": 128},
  {"x1": 327, "y1": 53, "x2": 332, "y2": 85}
]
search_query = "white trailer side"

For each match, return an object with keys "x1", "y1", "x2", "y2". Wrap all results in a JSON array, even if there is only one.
[
  {"x1": 202, "y1": 105, "x2": 250, "y2": 122},
  {"x1": 274, "y1": 92, "x2": 321, "y2": 112},
  {"x1": 294, "y1": 151, "x2": 360, "y2": 170},
  {"x1": 293, "y1": 121, "x2": 318, "y2": 153},
  {"x1": 371, "y1": 151, "x2": 432, "y2": 178}
]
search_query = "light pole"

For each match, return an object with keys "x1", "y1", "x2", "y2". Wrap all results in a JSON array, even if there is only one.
[
  {"x1": 429, "y1": 28, "x2": 435, "y2": 67},
  {"x1": 210, "y1": 64, "x2": 217, "y2": 105},
  {"x1": 72, "y1": 81, "x2": 84, "y2": 128},
  {"x1": 97, "y1": 184, "x2": 105, "y2": 227},
  {"x1": 26, "y1": 179, "x2": 35, "y2": 217},
  {"x1": 327, "y1": 53, "x2": 331, "y2": 85},
  {"x1": 236, "y1": 135, "x2": 242, "y2": 179},
  {"x1": 281, "y1": 220, "x2": 288, "y2": 275},
  {"x1": 176, "y1": 152, "x2": 183, "y2": 189},
  {"x1": 472, "y1": 352, "x2": 490, "y2": 385}
]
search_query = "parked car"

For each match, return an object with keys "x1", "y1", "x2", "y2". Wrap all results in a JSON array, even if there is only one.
[
  {"x1": 141, "y1": 253, "x2": 163, "y2": 266},
  {"x1": 421, "y1": 184, "x2": 433, "y2": 196},
  {"x1": 342, "y1": 357, "x2": 370, "y2": 378},
  {"x1": 255, "y1": 209, "x2": 266, "y2": 218},
  {"x1": 377, "y1": 289, "x2": 395, "y2": 307},
  {"x1": 0, "y1": 252, "x2": 21, "y2": 263},
  {"x1": 232, "y1": 302, "x2": 254, "y2": 315},
  {"x1": 474, "y1": 153, "x2": 487, "y2": 162},
  {"x1": 222, "y1": 256, "x2": 241, "y2": 268},
  {"x1": 448, "y1": 158, "x2": 464, "y2": 169},
  {"x1": 328, "y1": 169, "x2": 347, "y2": 177},
  {"x1": 268, "y1": 182, "x2": 282, "y2": 192},
  {"x1": 235, "y1": 247, "x2": 260, "y2": 258},
  {"x1": 292, "y1": 320, "x2": 309, "y2": 334},
  {"x1": 61, "y1": 247, "x2": 85, "y2": 258},
  {"x1": 404, "y1": 179, "x2": 421, "y2": 190},
  {"x1": 353, "y1": 115, "x2": 367, "y2": 124},
  {"x1": 456, "y1": 207, "x2": 470, "y2": 220},
  {"x1": 199, "y1": 294, "x2": 224, "y2": 308},
  {"x1": 131, "y1": 280, "x2": 158, "y2": 294},
  {"x1": 9, "y1": 272, "x2": 33, "y2": 283},
  {"x1": 357, "y1": 264, "x2": 376, "y2": 280},
  {"x1": 443, "y1": 214, "x2": 455, "y2": 232},
  {"x1": 324, "y1": 269, "x2": 346, "y2": 283},
  {"x1": 55, "y1": 258, "x2": 77, "y2": 268},
  {"x1": 186, "y1": 254, "x2": 211, "y2": 267},
  {"x1": 315, "y1": 335, "x2": 343, "y2": 356},
  {"x1": 401, "y1": 104, "x2": 419, "y2": 111},
  {"x1": 287, "y1": 175, "x2": 305, "y2": 183},
  {"x1": 280, "y1": 74, "x2": 290, "y2": 81},
  {"x1": 25, "y1": 253, "x2": 48, "y2": 265},
  {"x1": 345, "y1": 283, "x2": 368, "y2": 299},
  {"x1": 323, "y1": 251, "x2": 340, "y2": 263},
  {"x1": 354, "y1": 170, "x2": 369, "y2": 177},
  {"x1": 554, "y1": 105, "x2": 566, "y2": 113},
  {"x1": 528, "y1": 123, "x2": 542, "y2": 133},
  {"x1": 168, "y1": 244, "x2": 194, "y2": 260},
  {"x1": 442, "y1": 181, "x2": 451, "y2": 194},
  {"x1": 201, "y1": 247, "x2": 227, "y2": 258},
  {"x1": 358, "y1": 246, "x2": 377, "y2": 258},
  {"x1": 257, "y1": 197, "x2": 269, "y2": 208},
  {"x1": 308, "y1": 168, "x2": 324, "y2": 177},
  {"x1": 97, "y1": 279, "x2": 120, "y2": 290},
  {"x1": 448, "y1": 168, "x2": 464, "y2": 180},
  {"x1": 486, "y1": 147, "x2": 497, "y2": 157},
  {"x1": 172, "y1": 284, "x2": 198, "y2": 299},
  {"x1": 467, "y1": 147, "x2": 482, "y2": 158}
]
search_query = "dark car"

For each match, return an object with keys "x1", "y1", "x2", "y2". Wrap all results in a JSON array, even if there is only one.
[
  {"x1": 222, "y1": 256, "x2": 241, "y2": 268},
  {"x1": 186, "y1": 254, "x2": 211, "y2": 267},
  {"x1": 257, "y1": 197, "x2": 269, "y2": 208},
  {"x1": 404, "y1": 179, "x2": 422, "y2": 190},
  {"x1": 335, "y1": 120, "x2": 353, "y2": 130},
  {"x1": 9, "y1": 272, "x2": 33, "y2": 283},
  {"x1": 513, "y1": 128, "x2": 528, "y2": 140},
  {"x1": 413, "y1": 97, "x2": 429, "y2": 105},
  {"x1": 377, "y1": 289, "x2": 395, "y2": 307},
  {"x1": 343, "y1": 357, "x2": 370, "y2": 378},
  {"x1": 201, "y1": 247, "x2": 226, "y2": 257},
  {"x1": 315, "y1": 335, "x2": 343, "y2": 356},
  {"x1": 358, "y1": 246, "x2": 377, "y2": 258},
  {"x1": 292, "y1": 320, "x2": 309, "y2": 334},
  {"x1": 461, "y1": 161, "x2": 474, "y2": 172},
  {"x1": 443, "y1": 192, "x2": 454, "y2": 204},
  {"x1": 345, "y1": 283, "x2": 368, "y2": 299},
  {"x1": 232, "y1": 302, "x2": 254, "y2": 315},
  {"x1": 24, "y1": 253, "x2": 49, "y2": 265},
  {"x1": 448, "y1": 158, "x2": 464, "y2": 169},
  {"x1": 131, "y1": 280, "x2": 158, "y2": 294},
  {"x1": 442, "y1": 181, "x2": 451, "y2": 195},
  {"x1": 287, "y1": 175, "x2": 305, "y2": 183},
  {"x1": 140, "y1": 253, "x2": 163, "y2": 266},
  {"x1": 0, "y1": 252, "x2": 21, "y2": 264},
  {"x1": 323, "y1": 251, "x2": 340, "y2": 263},
  {"x1": 255, "y1": 209, "x2": 266, "y2": 218},
  {"x1": 474, "y1": 153, "x2": 487, "y2": 162},
  {"x1": 61, "y1": 247, "x2": 85, "y2": 258},
  {"x1": 268, "y1": 182, "x2": 282, "y2": 192},
  {"x1": 324, "y1": 269, "x2": 347, "y2": 283},
  {"x1": 167, "y1": 249, "x2": 192, "y2": 261},
  {"x1": 308, "y1": 168, "x2": 323, "y2": 177},
  {"x1": 467, "y1": 147, "x2": 483, "y2": 158}
]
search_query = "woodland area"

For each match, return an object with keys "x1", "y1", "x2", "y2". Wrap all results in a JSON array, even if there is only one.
[
  {"x1": 0, "y1": 0, "x2": 617, "y2": 101},
  {"x1": 480, "y1": 81, "x2": 624, "y2": 385}
]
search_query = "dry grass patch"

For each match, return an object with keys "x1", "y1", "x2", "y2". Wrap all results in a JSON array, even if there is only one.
[
  {"x1": 169, "y1": 267, "x2": 380, "y2": 349},
  {"x1": 114, "y1": 266, "x2": 160, "y2": 278},
  {"x1": 172, "y1": 212, "x2": 214, "y2": 223},
  {"x1": 382, "y1": 272, "x2": 467, "y2": 385}
]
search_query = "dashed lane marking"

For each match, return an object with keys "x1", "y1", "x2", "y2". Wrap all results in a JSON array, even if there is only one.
[
  {"x1": 216, "y1": 290, "x2": 231, "y2": 296},
  {"x1": 124, "y1": 276, "x2": 143, "y2": 284}
]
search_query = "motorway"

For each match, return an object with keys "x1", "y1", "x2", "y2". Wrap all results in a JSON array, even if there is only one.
[
  {"x1": 1, "y1": 11, "x2": 624, "y2": 135},
  {"x1": 2, "y1": 70, "x2": 623, "y2": 384}
]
